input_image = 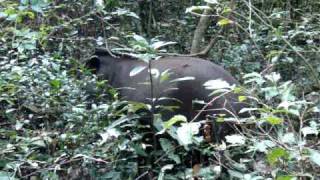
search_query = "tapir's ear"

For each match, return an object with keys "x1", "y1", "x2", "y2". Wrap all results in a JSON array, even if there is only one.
[{"x1": 86, "y1": 56, "x2": 100, "y2": 73}]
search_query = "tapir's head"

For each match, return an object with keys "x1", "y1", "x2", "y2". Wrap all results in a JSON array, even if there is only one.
[{"x1": 86, "y1": 49, "x2": 118, "y2": 80}]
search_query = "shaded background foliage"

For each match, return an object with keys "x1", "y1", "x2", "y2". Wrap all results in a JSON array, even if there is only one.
[{"x1": 0, "y1": 0, "x2": 320, "y2": 179}]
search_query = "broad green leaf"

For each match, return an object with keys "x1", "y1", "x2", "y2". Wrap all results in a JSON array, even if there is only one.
[
  {"x1": 125, "y1": 12, "x2": 140, "y2": 19},
  {"x1": 15, "y1": 120, "x2": 23, "y2": 130},
  {"x1": 164, "y1": 115, "x2": 187, "y2": 129},
  {"x1": 238, "y1": 96, "x2": 247, "y2": 102},
  {"x1": 176, "y1": 122, "x2": 202, "y2": 146},
  {"x1": 186, "y1": 6, "x2": 212, "y2": 14},
  {"x1": 228, "y1": 170, "x2": 245, "y2": 179},
  {"x1": 113, "y1": 9, "x2": 139, "y2": 19},
  {"x1": 158, "y1": 164, "x2": 174, "y2": 180},
  {"x1": 309, "y1": 149, "x2": 320, "y2": 166},
  {"x1": 261, "y1": 86, "x2": 279, "y2": 100},
  {"x1": 159, "y1": 138, "x2": 174, "y2": 152},
  {"x1": 11, "y1": 66, "x2": 23, "y2": 76},
  {"x1": 276, "y1": 175, "x2": 295, "y2": 180},
  {"x1": 0, "y1": 160, "x2": 7, "y2": 169},
  {"x1": 265, "y1": 72, "x2": 281, "y2": 83},
  {"x1": 203, "y1": 79, "x2": 234, "y2": 90},
  {"x1": 151, "y1": 41, "x2": 177, "y2": 50},
  {"x1": 267, "y1": 148, "x2": 289, "y2": 166},
  {"x1": 266, "y1": 50, "x2": 283, "y2": 59},
  {"x1": 265, "y1": 116, "x2": 283, "y2": 125},
  {"x1": 225, "y1": 134, "x2": 246, "y2": 145},
  {"x1": 222, "y1": 7, "x2": 232, "y2": 14},
  {"x1": 280, "y1": 133, "x2": 296, "y2": 144},
  {"x1": 132, "y1": 144, "x2": 148, "y2": 157},
  {"x1": 254, "y1": 140, "x2": 276, "y2": 152},
  {"x1": 99, "y1": 128, "x2": 121, "y2": 145},
  {"x1": 160, "y1": 69, "x2": 172, "y2": 83},
  {"x1": 204, "y1": 0, "x2": 218, "y2": 4},
  {"x1": 132, "y1": 34, "x2": 149, "y2": 46},
  {"x1": 30, "y1": 137, "x2": 46, "y2": 148},
  {"x1": 159, "y1": 138, "x2": 181, "y2": 164},
  {"x1": 279, "y1": 81, "x2": 295, "y2": 101},
  {"x1": 243, "y1": 72, "x2": 265, "y2": 85},
  {"x1": 301, "y1": 126, "x2": 318, "y2": 137},
  {"x1": 217, "y1": 18, "x2": 233, "y2": 26},
  {"x1": 95, "y1": 0, "x2": 104, "y2": 7},
  {"x1": 197, "y1": 166, "x2": 218, "y2": 179},
  {"x1": 239, "y1": 107, "x2": 258, "y2": 114},
  {"x1": 0, "y1": 171, "x2": 12, "y2": 180}
]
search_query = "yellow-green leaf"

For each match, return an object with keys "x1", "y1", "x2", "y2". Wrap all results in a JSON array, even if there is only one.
[
  {"x1": 266, "y1": 116, "x2": 283, "y2": 125},
  {"x1": 276, "y1": 175, "x2": 295, "y2": 180},
  {"x1": 238, "y1": 96, "x2": 247, "y2": 102},
  {"x1": 217, "y1": 18, "x2": 233, "y2": 26},
  {"x1": 267, "y1": 148, "x2": 289, "y2": 166},
  {"x1": 164, "y1": 115, "x2": 187, "y2": 129}
]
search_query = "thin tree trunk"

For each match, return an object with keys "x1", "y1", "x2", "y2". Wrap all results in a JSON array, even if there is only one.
[{"x1": 190, "y1": 9, "x2": 212, "y2": 54}]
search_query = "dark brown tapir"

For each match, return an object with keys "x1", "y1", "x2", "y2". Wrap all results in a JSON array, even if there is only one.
[{"x1": 87, "y1": 48, "x2": 247, "y2": 139}]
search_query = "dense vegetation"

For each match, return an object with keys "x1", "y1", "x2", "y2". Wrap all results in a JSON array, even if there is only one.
[{"x1": 0, "y1": 0, "x2": 319, "y2": 179}]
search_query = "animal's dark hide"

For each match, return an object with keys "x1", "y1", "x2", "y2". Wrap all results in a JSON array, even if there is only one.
[
  {"x1": 87, "y1": 49, "x2": 247, "y2": 124},
  {"x1": 87, "y1": 49, "x2": 249, "y2": 179}
]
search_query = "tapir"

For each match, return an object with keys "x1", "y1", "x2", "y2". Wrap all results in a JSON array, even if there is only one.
[{"x1": 87, "y1": 48, "x2": 247, "y2": 138}]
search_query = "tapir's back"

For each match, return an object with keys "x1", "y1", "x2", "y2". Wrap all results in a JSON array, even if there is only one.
[
  {"x1": 152, "y1": 57, "x2": 238, "y2": 85},
  {"x1": 90, "y1": 52, "x2": 245, "y2": 120},
  {"x1": 150, "y1": 57, "x2": 242, "y2": 118}
]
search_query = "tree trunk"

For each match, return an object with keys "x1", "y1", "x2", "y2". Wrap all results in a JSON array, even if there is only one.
[{"x1": 190, "y1": 9, "x2": 212, "y2": 54}]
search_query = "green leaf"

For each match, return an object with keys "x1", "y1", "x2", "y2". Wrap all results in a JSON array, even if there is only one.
[
  {"x1": 267, "y1": 148, "x2": 289, "y2": 166},
  {"x1": 309, "y1": 149, "x2": 320, "y2": 166},
  {"x1": 203, "y1": 79, "x2": 234, "y2": 90},
  {"x1": 0, "y1": 171, "x2": 12, "y2": 180},
  {"x1": 276, "y1": 175, "x2": 295, "y2": 180},
  {"x1": 132, "y1": 143, "x2": 148, "y2": 157},
  {"x1": 261, "y1": 86, "x2": 279, "y2": 100},
  {"x1": 132, "y1": 34, "x2": 149, "y2": 47},
  {"x1": 186, "y1": 6, "x2": 212, "y2": 14},
  {"x1": 151, "y1": 41, "x2": 177, "y2": 50},
  {"x1": 0, "y1": 160, "x2": 8, "y2": 169},
  {"x1": 159, "y1": 138, "x2": 174, "y2": 152},
  {"x1": 99, "y1": 128, "x2": 121, "y2": 145},
  {"x1": 243, "y1": 72, "x2": 265, "y2": 85},
  {"x1": 222, "y1": 7, "x2": 232, "y2": 14},
  {"x1": 50, "y1": 79, "x2": 62, "y2": 89},
  {"x1": 225, "y1": 134, "x2": 246, "y2": 145},
  {"x1": 227, "y1": 170, "x2": 245, "y2": 179},
  {"x1": 265, "y1": 72, "x2": 281, "y2": 83},
  {"x1": 266, "y1": 116, "x2": 283, "y2": 125},
  {"x1": 280, "y1": 133, "x2": 296, "y2": 144},
  {"x1": 301, "y1": 126, "x2": 318, "y2": 137},
  {"x1": 159, "y1": 138, "x2": 181, "y2": 164},
  {"x1": 204, "y1": 0, "x2": 218, "y2": 4},
  {"x1": 217, "y1": 18, "x2": 233, "y2": 26},
  {"x1": 30, "y1": 137, "x2": 47, "y2": 148},
  {"x1": 254, "y1": 140, "x2": 276, "y2": 153},
  {"x1": 164, "y1": 115, "x2": 187, "y2": 129},
  {"x1": 160, "y1": 69, "x2": 172, "y2": 83},
  {"x1": 158, "y1": 164, "x2": 174, "y2": 180},
  {"x1": 238, "y1": 96, "x2": 247, "y2": 102},
  {"x1": 176, "y1": 122, "x2": 202, "y2": 147}
]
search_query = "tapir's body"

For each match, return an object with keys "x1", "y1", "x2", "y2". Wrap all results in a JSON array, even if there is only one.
[
  {"x1": 87, "y1": 49, "x2": 247, "y2": 178},
  {"x1": 88, "y1": 49, "x2": 245, "y2": 122}
]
